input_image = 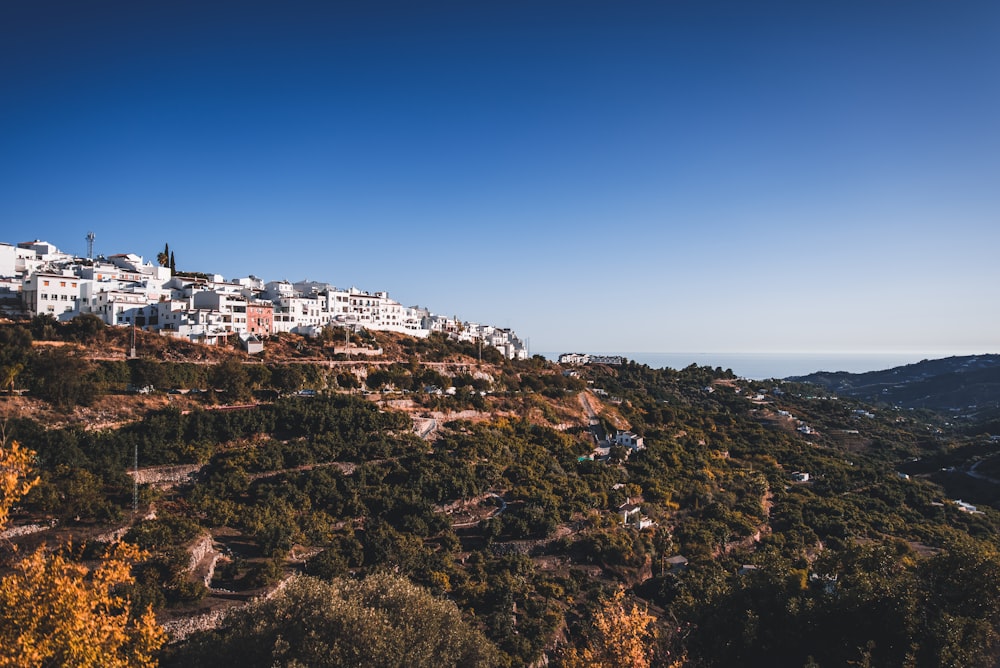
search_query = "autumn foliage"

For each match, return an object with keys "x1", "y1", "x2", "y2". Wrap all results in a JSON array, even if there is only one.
[
  {"x1": 0, "y1": 439, "x2": 38, "y2": 529},
  {"x1": 0, "y1": 441, "x2": 166, "y2": 668},
  {"x1": 561, "y1": 588, "x2": 662, "y2": 668}
]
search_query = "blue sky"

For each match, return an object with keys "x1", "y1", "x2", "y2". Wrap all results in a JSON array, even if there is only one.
[{"x1": 2, "y1": 0, "x2": 998, "y2": 354}]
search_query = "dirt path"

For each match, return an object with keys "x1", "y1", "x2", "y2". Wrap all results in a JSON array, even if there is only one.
[
  {"x1": 248, "y1": 460, "x2": 358, "y2": 481},
  {"x1": 578, "y1": 392, "x2": 600, "y2": 422}
]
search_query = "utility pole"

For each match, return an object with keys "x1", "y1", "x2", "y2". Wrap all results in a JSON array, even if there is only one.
[
  {"x1": 133, "y1": 442, "x2": 138, "y2": 517},
  {"x1": 85, "y1": 231, "x2": 95, "y2": 260},
  {"x1": 128, "y1": 323, "x2": 137, "y2": 359}
]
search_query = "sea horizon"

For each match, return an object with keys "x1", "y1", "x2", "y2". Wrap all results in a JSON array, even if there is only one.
[{"x1": 536, "y1": 351, "x2": 995, "y2": 381}]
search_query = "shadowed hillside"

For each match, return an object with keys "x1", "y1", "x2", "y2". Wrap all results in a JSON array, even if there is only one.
[{"x1": 790, "y1": 355, "x2": 1000, "y2": 412}]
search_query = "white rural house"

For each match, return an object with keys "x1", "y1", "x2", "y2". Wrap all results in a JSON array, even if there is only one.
[{"x1": 615, "y1": 430, "x2": 645, "y2": 452}]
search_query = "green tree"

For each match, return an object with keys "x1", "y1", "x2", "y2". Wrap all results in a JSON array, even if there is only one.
[
  {"x1": 29, "y1": 314, "x2": 58, "y2": 340},
  {"x1": 336, "y1": 371, "x2": 360, "y2": 390},
  {"x1": 0, "y1": 326, "x2": 31, "y2": 394},
  {"x1": 270, "y1": 364, "x2": 305, "y2": 395},
  {"x1": 27, "y1": 347, "x2": 99, "y2": 409},
  {"x1": 211, "y1": 359, "x2": 251, "y2": 402},
  {"x1": 66, "y1": 313, "x2": 106, "y2": 343},
  {"x1": 165, "y1": 573, "x2": 502, "y2": 668},
  {"x1": 128, "y1": 358, "x2": 165, "y2": 391}
]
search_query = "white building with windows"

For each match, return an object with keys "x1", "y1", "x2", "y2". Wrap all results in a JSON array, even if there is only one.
[
  {"x1": 22, "y1": 271, "x2": 85, "y2": 320},
  {"x1": 559, "y1": 353, "x2": 590, "y2": 365},
  {"x1": 17, "y1": 240, "x2": 73, "y2": 267},
  {"x1": 89, "y1": 289, "x2": 157, "y2": 326},
  {"x1": 615, "y1": 430, "x2": 645, "y2": 452},
  {"x1": 192, "y1": 291, "x2": 250, "y2": 334},
  {"x1": 10, "y1": 240, "x2": 71, "y2": 279},
  {"x1": 263, "y1": 280, "x2": 297, "y2": 301},
  {"x1": 271, "y1": 295, "x2": 325, "y2": 333},
  {"x1": 8, "y1": 237, "x2": 529, "y2": 356},
  {"x1": 0, "y1": 243, "x2": 16, "y2": 277},
  {"x1": 231, "y1": 275, "x2": 266, "y2": 291}
]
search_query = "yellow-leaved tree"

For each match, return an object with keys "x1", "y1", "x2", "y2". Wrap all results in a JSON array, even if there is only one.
[
  {"x1": 0, "y1": 439, "x2": 37, "y2": 529},
  {"x1": 562, "y1": 588, "x2": 670, "y2": 668},
  {"x1": 0, "y1": 440, "x2": 166, "y2": 668}
]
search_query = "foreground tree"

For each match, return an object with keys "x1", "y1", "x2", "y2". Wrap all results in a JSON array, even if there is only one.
[
  {"x1": 0, "y1": 440, "x2": 38, "y2": 527},
  {"x1": 0, "y1": 441, "x2": 166, "y2": 668},
  {"x1": 0, "y1": 544, "x2": 166, "y2": 668},
  {"x1": 561, "y1": 588, "x2": 664, "y2": 668},
  {"x1": 165, "y1": 572, "x2": 503, "y2": 668}
]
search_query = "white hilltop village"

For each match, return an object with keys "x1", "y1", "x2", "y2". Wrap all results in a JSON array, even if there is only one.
[{"x1": 0, "y1": 239, "x2": 529, "y2": 360}]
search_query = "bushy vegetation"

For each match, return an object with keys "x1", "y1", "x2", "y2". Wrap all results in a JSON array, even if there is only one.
[
  {"x1": 5, "y1": 328, "x2": 1000, "y2": 666},
  {"x1": 163, "y1": 573, "x2": 503, "y2": 668}
]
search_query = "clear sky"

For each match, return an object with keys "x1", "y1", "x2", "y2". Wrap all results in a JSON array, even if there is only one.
[{"x1": 2, "y1": 0, "x2": 998, "y2": 355}]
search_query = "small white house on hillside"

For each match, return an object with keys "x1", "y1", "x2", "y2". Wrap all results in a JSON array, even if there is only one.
[{"x1": 615, "y1": 430, "x2": 645, "y2": 451}]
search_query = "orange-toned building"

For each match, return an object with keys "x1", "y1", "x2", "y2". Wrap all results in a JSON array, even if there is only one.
[{"x1": 247, "y1": 300, "x2": 274, "y2": 335}]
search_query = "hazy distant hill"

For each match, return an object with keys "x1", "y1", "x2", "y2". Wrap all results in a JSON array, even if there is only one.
[{"x1": 789, "y1": 355, "x2": 1000, "y2": 411}]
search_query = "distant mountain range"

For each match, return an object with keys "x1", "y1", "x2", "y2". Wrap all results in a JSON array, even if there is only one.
[{"x1": 789, "y1": 355, "x2": 1000, "y2": 412}]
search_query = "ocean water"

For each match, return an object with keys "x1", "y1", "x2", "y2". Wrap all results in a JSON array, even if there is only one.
[{"x1": 538, "y1": 352, "x2": 949, "y2": 381}]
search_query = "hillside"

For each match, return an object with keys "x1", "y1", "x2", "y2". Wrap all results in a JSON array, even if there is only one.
[
  {"x1": 4, "y1": 320, "x2": 1000, "y2": 667},
  {"x1": 789, "y1": 354, "x2": 1000, "y2": 413}
]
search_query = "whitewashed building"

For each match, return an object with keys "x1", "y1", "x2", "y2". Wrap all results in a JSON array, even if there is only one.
[
  {"x1": 7, "y1": 237, "x2": 528, "y2": 357},
  {"x1": 271, "y1": 295, "x2": 325, "y2": 333},
  {"x1": 192, "y1": 291, "x2": 250, "y2": 334},
  {"x1": 22, "y1": 271, "x2": 84, "y2": 320},
  {"x1": 0, "y1": 243, "x2": 16, "y2": 277},
  {"x1": 615, "y1": 430, "x2": 645, "y2": 452},
  {"x1": 559, "y1": 353, "x2": 590, "y2": 365}
]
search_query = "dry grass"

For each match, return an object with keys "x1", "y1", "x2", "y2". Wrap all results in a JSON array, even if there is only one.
[{"x1": 0, "y1": 393, "x2": 203, "y2": 431}]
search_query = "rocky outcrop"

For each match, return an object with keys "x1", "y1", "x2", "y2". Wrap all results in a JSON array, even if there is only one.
[
  {"x1": 161, "y1": 608, "x2": 229, "y2": 642},
  {"x1": 187, "y1": 533, "x2": 222, "y2": 588},
  {"x1": 0, "y1": 520, "x2": 57, "y2": 540},
  {"x1": 127, "y1": 464, "x2": 203, "y2": 487}
]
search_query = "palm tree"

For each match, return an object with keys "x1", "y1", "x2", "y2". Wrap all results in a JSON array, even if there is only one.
[
  {"x1": 1, "y1": 362, "x2": 23, "y2": 395},
  {"x1": 156, "y1": 242, "x2": 169, "y2": 267}
]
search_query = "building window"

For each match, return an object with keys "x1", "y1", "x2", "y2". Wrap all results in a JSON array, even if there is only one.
[{"x1": 43, "y1": 280, "x2": 49, "y2": 287}]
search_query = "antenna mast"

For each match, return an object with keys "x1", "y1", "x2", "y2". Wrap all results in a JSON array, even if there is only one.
[{"x1": 85, "y1": 231, "x2": 95, "y2": 260}]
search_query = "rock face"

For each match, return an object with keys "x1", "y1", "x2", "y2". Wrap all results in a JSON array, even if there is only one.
[
  {"x1": 0, "y1": 520, "x2": 57, "y2": 540},
  {"x1": 127, "y1": 465, "x2": 203, "y2": 487},
  {"x1": 188, "y1": 534, "x2": 221, "y2": 587},
  {"x1": 161, "y1": 608, "x2": 229, "y2": 642},
  {"x1": 160, "y1": 576, "x2": 295, "y2": 642}
]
